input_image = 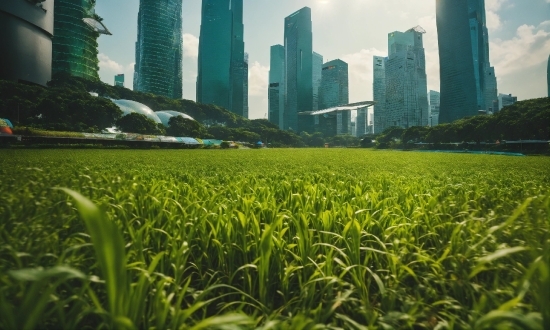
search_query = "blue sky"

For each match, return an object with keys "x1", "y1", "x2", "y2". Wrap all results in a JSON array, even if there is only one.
[{"x1": 96, "y1": 0, "x2": 550, "y2": 119}]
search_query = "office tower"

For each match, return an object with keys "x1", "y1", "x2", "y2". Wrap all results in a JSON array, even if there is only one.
[
  {"x1": 269, "y1": 45, "x2": 285, "y2": 128},
  {"x1": 115, "y1": 74, "x2": 125, "y2": 87},
  {"x1": 284, "y1": 7, "x2": 313, "y2": 132},
  {"x1": 319, "y1": 59, "x2": 350, "y2": 134},
  {"x1": 53, "y1": 0, "x2": 111, "y2": 81},
  {"x1": 312, "y1": 52, "x2": 323, "y2": 110},
  {"x1": 0, "y1": 0, "x2": 53, "y2": 86},
  {"x1": 356, "y1": 107, "x2": 368, "y2": 137},
  {"x1": 436, "y1": 0, "x2": 498, "y2": 123},
  {"x1": 428, "y1": 90, "x2": 440, "y2": 126},
  {"x1": 373, "y1": 56, "x2": 387, "y2": 134},
  {"x1": 197, "y1": 0, "x2": 246, "y2": 117},
  {"x1": 134, "y1": 0, "x2": 182, "y2": 99},
  {"x1": 497, "y1": 93, "x2": 517, "y2": 111},
  {"x1": 243, "y1": 52, "x2": 249, "y2": 119},
  {"x1": 547, "y1": 55, "x2": 550, "y2": 97},
  {"x1": 384, "y1": 27, "x2": 429, "y2": 129}
]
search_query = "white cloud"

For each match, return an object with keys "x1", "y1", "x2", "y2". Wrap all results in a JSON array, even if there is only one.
[
  {"x1": 98, "y1": 53, "x2": 124, "y2": 72},
  {"x1": 98, "y1": 53, "x2": 134, "y2": 87},
  {"x1": 491, "y1": 21, "x2": 550, "y2": 77},
  {"x1": 183, "y1": 33, "x2": 199, "y2": 59},
  {"x1": 248, "y1": 61, "x2": 269, "y2": 97},
  {"x1": 340, "y1": 48, "x2": 386, "y2": 102}
]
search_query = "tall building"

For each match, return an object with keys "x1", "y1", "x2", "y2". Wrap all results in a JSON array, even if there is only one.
[
  {"x1": 115, "y1": 74, "x2": 125, "y2": 87},
  {"x1": 318, "y1": 59, "x2": 350, "y2": 135},
  {"x1": 428, "y1": 90, "x2": 440, "y2": 126},
  {"x1": 547, "y1": 55, "x2": 550, "y2": 97},
  {"x1": 356, "y1": 107, "x2": 368, "y2": 137},
  {"x1": 497, "y1": 93, "x2": 517, "y2": 111},
  {"x1": 243, "y1": 52, "x2": 249, "y2": 119},
  {"x1": 373, "y1": 56, "x2": 387, "y2": 134},
  {"x1": 284, "y1": 7, "x2": 313, "y2": 132},
  {"x1": 384, "y1": 27, "x2": 429, "y2": 129},
  {"x1": 197, "y1": 0, "x2": 246, "y2": 117},
  {"x1": 134, "y1": 0, "x2": 182, "y2": 99},
  {"x1": 312, "y1": 52, "x2": 323, "y2": 111},
  {"x1": 0, "y1": 0, "x2": 54, "y2": 86},
  {"x1": 269, "y1": 45, "x2": 285, "y2": 128},
  {"x1": 53, "y1": 0, "x2": 111, "y2": 81},
  {"x1": 437, "y1": 0, "x2": 498, "y2": 123}
]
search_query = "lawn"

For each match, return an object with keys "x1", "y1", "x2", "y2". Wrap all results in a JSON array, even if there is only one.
[{"x1": 0, "y1": 149, "x2": 549, "y2": 329}]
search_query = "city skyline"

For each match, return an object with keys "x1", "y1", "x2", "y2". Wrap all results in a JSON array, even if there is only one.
[{"x1": 96, "y1": 0, "x2": 550, "y2": 119}]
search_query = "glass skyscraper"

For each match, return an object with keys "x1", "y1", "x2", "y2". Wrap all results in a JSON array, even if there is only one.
[
  {"x1": 269, "y1": 45, "x2": 285, "y2": 128},
  {"x1": 197, "y1": 0, "x2": 246, "y2": 117},
  {"x1": 437, "y1": 0, "x2": 497, "y2": 123},
  {"x1": 243, "y1": 52, "x2": 249, "y2": 119},
  {"x1": 384, "y1": 27, "x2": 429, "y2": 129},
  {"x1": 284, "y1": 7, "x2": 313, "y2": 132},
  {"x1": 428, "y1": 90, "x2": 440, "y2": 126},
  {"x1": 312, "y1": 52, "x2": 323, "y2": 111},
  {"x1": 53, "y1": 0, "x2": 110, "y2": 81},
  {"x1": 318, "y1": 59, "x2": 350, "y2": 135},
  {"x1": 134, "y1": 0, "x2": 183, "y2": 99},
  {"x1": 547, "y1": 55, "x2": 550, "y2": 97},
  {"x1": 373, "y1": 56, "x2": 387, "y2": 134},
  {"x1": 115, "y1": 74, "x2": 125, "y2": 87}
]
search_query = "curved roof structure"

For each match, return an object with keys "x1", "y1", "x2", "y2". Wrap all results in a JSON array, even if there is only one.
[
  {"x1": 155, "y1": 111, "x2": 195, "y2": 127},
  {"x1": 111, "y1": 99, "x2": 162, "y2": 124}
]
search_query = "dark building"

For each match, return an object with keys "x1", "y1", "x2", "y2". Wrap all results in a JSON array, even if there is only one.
[
  {"x1": 269, "y1": 45, "x2": 285, "y2": 128},
  {"x1": 53, "y1": 0, "x2": 111, "y2": 81},
  {"x1": 547, "y1": 55, "x2": 550, "y2": 97},
  {"x1": 284, "y1": 7, "x2": 313, "y2": 132},
  {"x1": 436, "y1": 0, "x2": 497, "y2": 124},
  {"x1": 197, "y1": 0, "x2": 246, "y2": 117},
  {"x1": 134, "y1": 0, "x2": 183, "y2": 99},
  {"x1": 0, "y1": 0, "x2": 54, "y2": 86}
]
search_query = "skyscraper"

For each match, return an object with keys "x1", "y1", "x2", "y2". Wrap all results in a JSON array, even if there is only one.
[
  {"x1": 115, "y1": 74, "x2": 125, "y2": 87},
  {"x1": 312, "y1": 52, "x2": 323, "y2": 111},
  {"x1": 436, "y1": 0, "x2": 497, "y2": 123},
  {"x1": 269, "y1": 45, "x2": 285, "y2": 128},
  {"x1": 284, "y1": 7, "x2": 313, "y2": 132},
  {"x1": 197, "y1": 0, "x2": 246, "y2": 117},
  {"x1": 319, "y1": 59, "x2": 350, "y2": 135},
  {"x1": 547, "y1": 55, "x2": 550, "y2": 97},
  {"x1": 428, "y1": 90, "x2": 440, "y2": 126},
  {"x1": 497, "y1": 93, "x2": 517, "y2": 111},
  {"x1": 373, "y1": 56, "x2": 387, "y2": 134},
  {"x1": 385, "y1": 27, "x2": 429, "y2": 129},
  {"x1": 53, "y1": 0, "x2": 111, "y2": 81},
  {"x1": 243, "y1": 52, "x2": 249, "y2": 119},
  {"x1": 134, "y1": 0, "x2": 182, "y2": 99}
]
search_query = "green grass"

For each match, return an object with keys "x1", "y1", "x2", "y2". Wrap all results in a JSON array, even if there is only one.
[{"x1": 0, "y1": 149, "x2": 549, "y2": 329}]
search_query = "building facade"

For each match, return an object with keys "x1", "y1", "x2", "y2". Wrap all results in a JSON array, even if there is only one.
[
  {"x1": 437, "y1": 0, "x2": 497, "y2": 123},
  {"x1": 134, "y1": 0, "x2": 182, "y2": 99},
  {"x1": 318, "y1": 59, "x2": 350, "y2": 135},
  {"x1": 312, "y1": 52, "x2": 323, "y2": 111},
  {"x1": 284, "y1": 7, "x2": 313, "y2": 132},
  {"x1": 197, "y1": 0, "x2": 246, "y2": 117},
  {"x1": 497, "y1": 93, "x2": 517, "y2": 111},
  {"x1": 115, "y1": 74, "x2": 125, "y2": 87},
  {"x1": 373, "y1": 56, "x2": 387, "y2": 134},
  {"x1": 269, "y1": 45, "x2": 285, "y2": 128},
  {"x1": 356, "y1": 107, "x2": 368, "y2": 137},
  {"x1": 547, "y1": 55, "x2": 550, "y2": 97},
  {"x1": 0, "y1": 0, "x2": 54, "y2": 86},
  {"x1": 428, "y1": 90, "x2": 440, "y2": 126},
  {"x1": 384, "y1": 27, "x2": 429, "y2": 129},
  {"x1": 243, "y1": 52, "x2": 249, "y2": 119},
  {"x1": 53, "y1": 0, "x2": 111, "y2": 81}
]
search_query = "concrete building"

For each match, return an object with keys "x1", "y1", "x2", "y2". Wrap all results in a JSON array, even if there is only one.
[
  {"x1": 497, "y1": 93, "x2": 517, "y2": 111},
  {"x1": 134, "y1": 0, "x2": 182, "y2": 99},
  {"x1": 268, "y1": 45, "x2": 285, "y2": 128},
  {"x1": 197, "y1": 0, "x2": 246, "y2": 116},
  {"x1": 437, "y1": 0, "x2": 498, "y2": 123},
  {"x1": 0, "y1": 0, "x2": 54, "y2": 86},
  {"x1": 428, "y1": 90, "x2": 440, "y2": 126},
  {"x1": 284, "y1": 7, "x2": 313, "y2": 132}
]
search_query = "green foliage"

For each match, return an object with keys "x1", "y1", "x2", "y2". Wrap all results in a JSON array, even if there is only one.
[
  {"x1": 0, "y1": 150, "x2": 549, "y2": 328},
  {"x1": 115, "y1": 113, "x2": 165, "y2": 135},
  {"x1": 166, "y1": 116, "x2": 206, "y2": 138}
]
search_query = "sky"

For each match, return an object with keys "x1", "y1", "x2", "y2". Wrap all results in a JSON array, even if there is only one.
[{"x1": 96, "y1": 0, "x2": 550, "y2": 119}]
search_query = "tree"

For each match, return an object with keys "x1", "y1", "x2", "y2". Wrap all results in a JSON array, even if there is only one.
[
  {"x1": 116, "y1": 113, "x2": 164, "y2": 135},
  {"x1": 166, "y1": 116, "x2": 205, "y2": 137}
]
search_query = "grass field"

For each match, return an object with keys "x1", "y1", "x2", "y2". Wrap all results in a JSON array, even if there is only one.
[{"x1": 1, "y1": 149, "x2": 549, "y2": 329}]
